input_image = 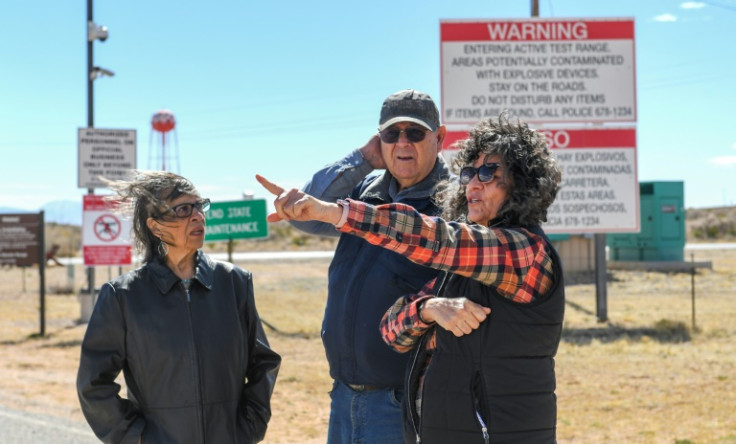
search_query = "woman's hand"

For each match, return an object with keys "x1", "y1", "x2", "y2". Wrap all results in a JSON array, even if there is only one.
[
  {"x1": 256, "y1": 175, "x2": 343, "y2": 225},
  {"x1": 421, "y1": 297, "x2": 491, "y2": 337}
]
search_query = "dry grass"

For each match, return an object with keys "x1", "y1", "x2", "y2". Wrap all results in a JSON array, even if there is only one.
[
  {"x1": 1, "y1": 247, "x2": 735, "y2": 443},
  {"x1": 558, "y1": 248, "x2": 736, "y2": 443}
]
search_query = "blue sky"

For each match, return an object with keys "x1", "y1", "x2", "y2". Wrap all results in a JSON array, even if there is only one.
[{"x1": 1, "y1": 0, "x2": 735, "y2": 216}]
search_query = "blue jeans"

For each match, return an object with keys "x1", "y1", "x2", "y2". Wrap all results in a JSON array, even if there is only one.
[{"x1": 327, "y1": 380, "x2": 405, "y2": 444}]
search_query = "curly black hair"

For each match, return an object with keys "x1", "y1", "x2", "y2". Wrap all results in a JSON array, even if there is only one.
[{"x1": 435, "y1": 114, "x2": 561, "y2": 227}]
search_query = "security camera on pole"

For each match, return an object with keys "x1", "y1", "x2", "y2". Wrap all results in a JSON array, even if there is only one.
[
  {"x1": 84, "y1": 0, "x2": 113, "y2": 307},
  {"x1": 79, "y1": 2, "x2": 136, "y2": 321}
]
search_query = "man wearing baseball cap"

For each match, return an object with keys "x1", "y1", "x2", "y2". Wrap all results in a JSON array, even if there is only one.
[{"x1": 289, "y1": 89, "x2": 449, "y2": 443}]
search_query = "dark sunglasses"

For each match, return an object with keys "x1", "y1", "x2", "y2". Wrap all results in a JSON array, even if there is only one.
[
  {"x1": 379, "y1": 126, "x2": 428, "y2": 144},
  {"x1": 158, "y1": 198, "x2": 211, "y2": 219},
  {"x1": 459, "y1": 163, "x2": 500, "y2": 185}
]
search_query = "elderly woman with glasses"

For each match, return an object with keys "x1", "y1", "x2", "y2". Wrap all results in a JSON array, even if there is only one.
[
  {"x1": 259, "y1": 114, "x2": 564, "y2": 443},
  {"x1": 77, "y1": 171, "x2": 280, "y2": 444}
]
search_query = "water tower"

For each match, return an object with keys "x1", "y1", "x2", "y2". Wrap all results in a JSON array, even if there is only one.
[{"x1": 148, "y1": 109, "x2": 180, "y2": 172}]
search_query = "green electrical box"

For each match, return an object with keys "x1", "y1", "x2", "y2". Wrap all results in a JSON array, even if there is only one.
[{"x1": 608, "y1": 181, "x2": 685, "y2": 261}]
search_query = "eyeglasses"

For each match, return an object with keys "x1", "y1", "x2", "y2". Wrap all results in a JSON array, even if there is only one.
[
  {"x1": 158, "y1": 198, "x2": 211, "y2": 219},
  {"x1": 379, "y1": 126, "x2": 428, "y2": 144},
  {"x1": 459, "y1": 163, "x2": 500, "y2": 185}
]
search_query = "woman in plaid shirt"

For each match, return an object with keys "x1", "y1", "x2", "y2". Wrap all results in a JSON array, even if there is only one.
[{"x1": 259, "y1": 114, "x2": 564, "y2": 443}]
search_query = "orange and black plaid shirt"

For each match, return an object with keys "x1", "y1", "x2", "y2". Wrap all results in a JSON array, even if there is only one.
[{"x1": 336, "y1": 198, "x2": 555, "y2": 353}]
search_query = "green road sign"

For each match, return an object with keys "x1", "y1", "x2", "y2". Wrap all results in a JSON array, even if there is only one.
[{"x1": 205, "y1": 199, "x2": 269, "y2": 242}]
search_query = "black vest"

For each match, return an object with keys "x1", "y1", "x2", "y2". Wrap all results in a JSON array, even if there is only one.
[{"x1": 405, "y1": 227, "x2": 565, "y2": 443}]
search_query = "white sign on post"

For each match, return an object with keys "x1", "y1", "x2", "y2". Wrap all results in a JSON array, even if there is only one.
[
  {"x1": 78, "y1": 128, "x2": 137, "y2": 189},
  {"x1": 440, "y1": 18, "x2": 636, "y2": 125}
]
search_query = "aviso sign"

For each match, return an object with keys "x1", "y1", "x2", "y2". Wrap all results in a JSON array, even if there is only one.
[{"x1": 443, "y1": 127, "x2": 639, "y2": 233}]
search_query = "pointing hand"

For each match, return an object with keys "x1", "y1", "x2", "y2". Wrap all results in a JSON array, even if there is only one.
[{"x1": 255, "y1": 174, "x2": 343, "y2": 225}]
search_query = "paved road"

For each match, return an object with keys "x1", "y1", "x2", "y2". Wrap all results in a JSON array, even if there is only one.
[
  {"x1": 55, "y1": 242, "x2": 736, "y2": 267},
  {"x1": 0, "y1": 405, "x2": 97, "y2": 444},
  {"x1": 59, "y1": 250, "x2": 336, "y2": 266},
  {"x1": 684, "y1": 242, "x2": 736, "y2": 250}
]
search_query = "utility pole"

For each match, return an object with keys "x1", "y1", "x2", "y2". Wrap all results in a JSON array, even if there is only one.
[
  {"x1": 86, "y1": 0, "x2": 95, "y2": 300},
  {"x1": 86, "y1": 0, "x2": 113, "y2": 299},
  {"x1": 87, "y1": 0, "x2": 94, "y2": 130},
  {"x1": 528, "y1": 0, "x2": 608, "y2": 321}
]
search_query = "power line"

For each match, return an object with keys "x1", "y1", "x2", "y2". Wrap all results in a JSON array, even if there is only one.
[
  {"x1": 183, "y1": 119, "x2": 370, "y2": 142},
  {"x1": 701, "y1": 0, "x2": 736, "y2": 12},
  {"x1": 639, "y1": 72, "x2": 725, "y2": 90},
  {"x1": 180, "y1": 112, "x2": 373, "y2": 141},
  {"x1": 179, "y1": 92, "x2": 378, "y2": 118}
]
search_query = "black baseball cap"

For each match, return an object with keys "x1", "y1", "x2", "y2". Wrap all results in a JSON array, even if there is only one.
[{"x1": 378, "y1": 89, "x2": 440, "y2": 132}]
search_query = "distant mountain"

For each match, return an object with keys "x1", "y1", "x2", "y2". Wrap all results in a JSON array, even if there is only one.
[
  {"x1": 0, "y1": 206, "x2": 31, "y2": 215},
  {"x1": 1, "y1": 201, "x2": 83, "y2": 226},
  {"x1": 41, "y1": 200, "x2": 82, "y2": 226}
]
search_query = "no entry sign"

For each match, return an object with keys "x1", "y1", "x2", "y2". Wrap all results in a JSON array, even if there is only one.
[{"x1": 83, "y1": 195, "x2": 132, "y2": 266}]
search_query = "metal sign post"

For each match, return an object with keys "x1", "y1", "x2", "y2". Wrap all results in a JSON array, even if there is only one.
[
  {"x1": 38, "y1": 212, "x2": 46, "y2": 336},
  {"x1": 594, "y1": 233, "x2": 608, "y2": 322}
]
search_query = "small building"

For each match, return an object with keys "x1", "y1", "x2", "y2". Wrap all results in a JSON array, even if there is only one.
[
  {"x1": 550, "y1": 181, "x2": 686, "y2": 272},
  {"x1": 608, "y1": 181, "x2": 685, "y2": 262}
]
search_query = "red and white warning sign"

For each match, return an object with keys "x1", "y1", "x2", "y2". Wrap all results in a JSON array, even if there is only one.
[
  {"x1": 83, "y1": 195, "x2": 132, "y2": 266},
  {"x1": 440, "y1": 17, "x2": 636, "y2": 125},
  {"x1": 441, "y1": 127, "x2": 638, "y2": 234}
]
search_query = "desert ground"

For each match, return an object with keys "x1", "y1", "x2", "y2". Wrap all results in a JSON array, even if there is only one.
[{"x1": 1, "y1": 245, "x2": 735, "y2": 443}]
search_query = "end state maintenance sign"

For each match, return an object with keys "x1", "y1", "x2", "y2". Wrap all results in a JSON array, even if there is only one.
[{"x1": 205, "y1": 199, "x2": 269, "y2": 242}]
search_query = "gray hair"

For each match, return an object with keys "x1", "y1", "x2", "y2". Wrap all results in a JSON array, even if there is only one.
[
  {"x1": 435, "y1": 114, "x2": 561, "y2": 227},
  {"x1": 104, "y1": 171, "x2": 200, "y2": 263}
]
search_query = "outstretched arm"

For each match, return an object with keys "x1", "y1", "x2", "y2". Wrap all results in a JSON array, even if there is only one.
[
  {"x1": 257, "y1": 176, "x2": 554, "y2": 303},
  {"x1": 256, "y1": 174, "x2": 343, "y2": 225},
  {"x1": 288, "y1": 135, "x2": 384, "y2": 237}
]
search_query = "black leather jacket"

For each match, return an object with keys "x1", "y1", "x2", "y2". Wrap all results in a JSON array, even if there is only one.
[{"x1": 77, "y1": 251, "x2": 281, "y2": 444}]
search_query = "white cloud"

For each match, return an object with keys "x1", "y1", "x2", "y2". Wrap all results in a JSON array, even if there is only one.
[
  {"x1": 654, "y1": 13, "x2": 678, "y2": 22},
  {"x1": 708, "y1": 156, "x2": 736, "y2": 167},
  {"x1": 681, "y1": 2, "x2": 706, "y2": 9}
]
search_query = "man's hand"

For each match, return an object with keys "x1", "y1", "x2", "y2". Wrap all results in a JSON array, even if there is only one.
[
  {"x1": 421, "y1": 297, "x2": 491, "y2": 337},
  {"x1": 256, "y1": 175, "x2": 343, "y2": 224},
  {"x1": 359, "y1": 134, "x2": 386, "y2": 169}
]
